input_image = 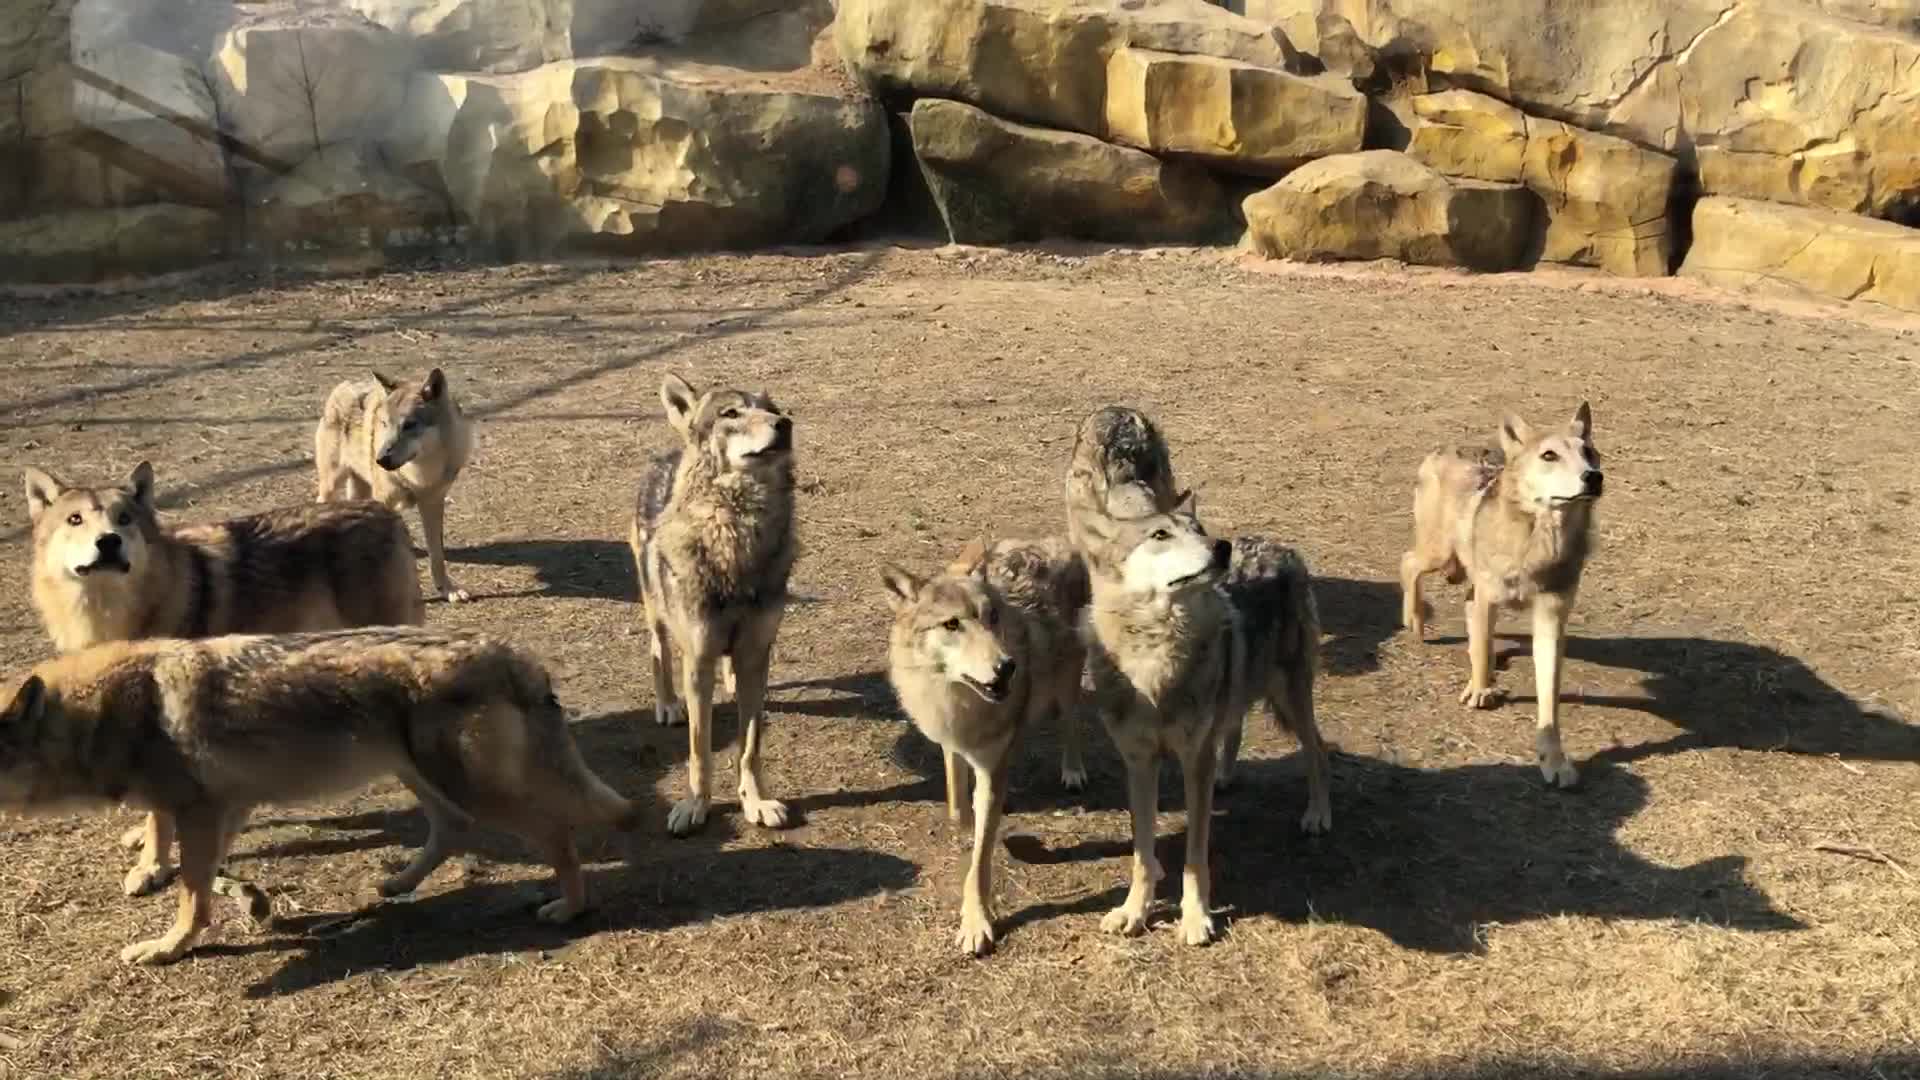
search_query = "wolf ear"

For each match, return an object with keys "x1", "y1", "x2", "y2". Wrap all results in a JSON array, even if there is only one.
[
  {"x1": 371, "y1": 370, "x2": 399, "y2": 392},
  {"x1": 879, "y1": 565, "x2": 923, "y2": 612},
  {"x1": 947, "y1": 538, "x2": 989, "y2": 578},
  {"x1": 126, "y1": 461, "x2": 156, "y2": 512},
  {"x1": 22, "y1": 468, "x2": 65, "y2": 523},
  {"x1": 660, "y1": 373, "x2": 699, "y2": 436},
  {"x1": 1498, "y1": 413, "x2": 1536, "y2": 457},
  {"x1": 421, "y1": 368, "x2": 447, "y2": 402},
  {"x1": 1571, "y1": 401, "x2": 1592, "y2": 441},
  {"x1": 2, "y1": 675, "x2": 44, "y2": 730}
]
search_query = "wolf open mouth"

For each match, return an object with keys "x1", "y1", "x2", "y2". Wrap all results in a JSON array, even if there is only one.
[
  {"x1": 960, "y1": 674, "x2": 1010, "y2": 703},
  {"x1": 75, "y1": 554, "x2": 131, "y2": 576}
]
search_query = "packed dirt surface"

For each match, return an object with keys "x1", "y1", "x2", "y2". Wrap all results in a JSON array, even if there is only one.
[{"x1": 1, "y1": 245, "x2": 1917, "y2": 1080}]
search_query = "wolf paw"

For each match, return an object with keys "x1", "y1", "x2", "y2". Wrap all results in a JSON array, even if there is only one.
[
  {"x1": 1178, "y1": 907, "x2": 1217, "y2": 947},
  {"x1": 666, "y1": 796, "x2": 710, "y2": 837},
  {"x1": 741, "y1": 797, "x2": 791, "y2": 830},
  {"x1": 440, "y1": 583, "x2": 472, "y2": 604},
  {"x1": 536, "y1": 896, "x2": 588, "y2": 924},
  {"x1": 955, "y1": 910, "x2": 998, "y2": 957},
  {"x1": 119, "y1": 936, "x2": 190, "y2": 966},
  {"x1": 119, "y1": 824, "x2": 148, "y2": 851},
  {"x1": 1538, "y1": 755, "x2": 1581, "y2": 789},
  {"x1": 123, "y1": 862, "x2": 176, "y2": 897},
  {"x1": 1100, "y1": 904, "x2": 1151, "y2": 937},
  {"x1": 1459, "y1": 686, "x2": 1501, "y2": 709},
  {"x1": 1060, "y1": 762, "x2": 1088, "y2": 793},
  {"x1": 654, "y1": 700, "x2": 687, "y2": 728},
  {"x1": 1299, "y1": 801, "x2": 1332, "y2": 836}
]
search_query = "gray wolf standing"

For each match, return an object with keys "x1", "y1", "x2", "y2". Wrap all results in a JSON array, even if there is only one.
[
  {"x1": 21, "y1": 460, "x2": 422, "y2": 896},
  {"x1": 1401, "y1": 402, "x2": 1604, "y2": 788},
  {"x1": 1078, "y1": 495, "x2": 1331, "y2": 946},
  {"x1": 881, "y1": 536, "x2": 1089, "y2": 956},
  {"x1": 315, "y1": 367, "x2": 475, "y2": 603},
  {"x1": 0, "y1": 628, "x2": 643, "y2": 965},
  {"x1": 629, "y1": 373, "x2": 798, "y2": 837}
]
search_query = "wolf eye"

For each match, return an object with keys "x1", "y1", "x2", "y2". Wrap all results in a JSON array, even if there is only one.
[
  {"x1": 401, "y1": 419, "x2": 419, "y2": 432},
  {"x1": 941, "y1": 618, "x2": 961, "y2": 633},
  {"x1": 720, "y1": 407, "x2": 741, "y2": 420},
  {"x1": 66, "y1": 513, "x2": 82, "y2": 526},
  {"x1": 1151, "y1": 529, "x2": 1172, "y2": 541},
  {"x1": 116, "y1": 512, "x2": 132, "y2": 526},
  {"x1": 1540, "y1": 450, "x2": 1559, "y2": 462}
]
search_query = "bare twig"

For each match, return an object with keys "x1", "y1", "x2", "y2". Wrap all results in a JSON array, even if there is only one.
[{"x1": 1813, "y1": 841, "x2": 1914, "y2": 882}]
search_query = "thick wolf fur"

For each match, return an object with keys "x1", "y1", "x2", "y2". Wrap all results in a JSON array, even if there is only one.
[
  {"x1": 0, "y1": 628, "x2": 642, "y2": 965},
  {"x1": 629, "y1": 373, "x2": 798, "y2": 837},
  {"x1": 1401, "y1": 402, "x2": 1604, "y2": 788},
  {"x1": 881, "y1": 536, "x2": 1090, "y2": 956},
  {"x1": 1063, "y1": 406, "x2": 1186, "y2": 565},
  {"x1": 21, "y1": 460, "x2": 423, "y2": 897},
  {"x1": 1079, "y1": 498, "x2": 1331, "y2": 947},
  {"x1": 316, "y1": 367, "x2": 475, "y2": 603}
]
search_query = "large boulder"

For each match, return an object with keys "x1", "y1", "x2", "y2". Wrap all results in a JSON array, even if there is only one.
[
  {"x1": 0, "y1": 202, "x2": 225, "y2": 280},
  {"x1": 211, "y1": 8, "x2": 414, "y2": 165},
  {"x1": 382, "y1": 57, "x2": 887, "y2": 254},
  {"x1": 1103, "y1": 47, "x2": 1364, "y2": 175},
  {"x1": 255, "y1": 142, "x2": 449, "y2": 243},
  {"x1": 1241, "y1": 149, "x2": 1536, "y2": 271},
  {"x1": 835, "y1": 0, "x2": 1300, "y2": 137},
  {"x1": 908, "y1": 97, "x2": 1230, "y2": 244},
  {"x1": 1237, "y1": 0, "x2": 1920, "y2": 222},
  {"x1": 1409, "y1": 88, "x2": 1677, "y2": 276},
  {"x1": 1680, "y1": 196, "x2": 1920, "y2": 314},
  {"x1": 344, "y1": 0, "x2": 570, "y2": 73},
  {"x1": 1811, "y1": 0, "x2": 1920, "y2": 29}
]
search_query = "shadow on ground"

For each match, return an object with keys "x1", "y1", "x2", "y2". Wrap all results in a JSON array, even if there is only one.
[{"x1": 448, "y1": 538, "x2": 637, "y2": 601}]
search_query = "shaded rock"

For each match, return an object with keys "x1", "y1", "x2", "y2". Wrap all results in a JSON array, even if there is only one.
[
  {"x1": 1104, "y1": 46, "x2": 1364, "y2": 175},
  {"x1": 908, "y1": 97, "x2": 1230, "y2": 245},
  {"x1": 1241, "y1": 148, "x2": 1534, "y2": 270},
  {"x1": 381, "y1": 57, "x2": 886, "y2": 254},
  {"x1": 256, "y1": 142, "x2": 448, "y2": 242},
  {"x1": 1680, "y1": 195, "x2": 1920, "y2": 314},
  {"x1": 0, "y1": 202, "x2": 224, "y2": 281},
  {"x1": 211, "y1": 9, "x2": 414, "y2": 165},
  {"x1": 835, "y1": 0, "x2": 1300, "y2": 137},
  {"x1": 1410, "y1": 88, "x2": 1677, "y2": 276}
]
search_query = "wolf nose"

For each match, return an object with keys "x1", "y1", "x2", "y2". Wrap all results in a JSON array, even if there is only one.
[
  {"x1": 1583, "y1": 469, "x2": 1604, "y2": 495},
  {"x1": 774, "y1": 415, "x2": 793, "y2": 435},
  {"x1": 1211, "y1": 540, "x2": 1232, "y2": 569},
  {"x1": 95, "y1": 533, "x2": 122, "y2": 555},
  {"x1": 991, "y1": 658, "x2": 1016, "y2": 688}
]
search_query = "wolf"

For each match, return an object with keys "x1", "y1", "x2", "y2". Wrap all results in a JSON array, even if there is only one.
[
  {"x1": 1078, "y1": 495, "x2": 1332, "y2": 946},
  {"x1": 315, "y1": 367, "x2": 475, "y2": 603},
  {"x1": 0, "y1": 628, "x2": 643, "y2": 965},
  {"x1": 1063, "y1": 405, "x2": 1186, "y2": 565},
  {"x1": 881, "y1": 535, "x2": 1090, "y2": 956},
  {"x1": 1400, "y1": 402, "x2": 1604, "y2": 788},
  {"x1": 22, "y1": 460, "x2": 422, "y2": 897},
  {"x1": 629, "y1": 373, "x2": 798, "y2": 837}
]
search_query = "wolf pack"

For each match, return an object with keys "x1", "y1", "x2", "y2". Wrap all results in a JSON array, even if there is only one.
[{"x1": 3, "y1": 365, "x2": 1604, "y2": 966}]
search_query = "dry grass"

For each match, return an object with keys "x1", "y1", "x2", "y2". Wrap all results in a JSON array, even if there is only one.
[{"x1": 0, "y1": 245, "x2": 1917, "y2": 1080}]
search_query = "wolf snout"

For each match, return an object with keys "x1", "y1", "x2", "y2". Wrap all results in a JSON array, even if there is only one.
[
  {"x1": 95, "y1": 533, "x2": 122, "y2": 556},
  {"x1": 375, "y1": 450, "x2": 400, "y2": 470},
  {"x1": 990, "y1": 657, "x2": 1016, "y2": 695},
  {"x1": 1210, "y1": 540, "x2": 1232, "y2": 569},
  {"x1": 1583, "y1": 469, "x2": 1604, "y2": 496}
]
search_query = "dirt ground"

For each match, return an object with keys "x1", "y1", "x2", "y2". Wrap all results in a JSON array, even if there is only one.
[{"x1": 0, "y1": 245, "x2": 1917, "y2": 1080}]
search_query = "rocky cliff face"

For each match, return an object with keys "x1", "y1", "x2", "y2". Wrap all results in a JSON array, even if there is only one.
[{"x1": 3, "y1": 0, "x2": 1916, "y2": 314}]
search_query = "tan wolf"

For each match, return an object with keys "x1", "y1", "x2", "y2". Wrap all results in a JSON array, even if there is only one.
[
  {"x1": 629, "y1": 373, "x2": 798, "y2": 837},
  {"x1": 881, "y1": 536, "x2": 1089, "y2": 956},
  {"x1": 1078, "y1": 496, "x2": 1331, "y2": 946},
  {"x1": 0, "y1": 628, "x2": 642, "y2": 965},
  {"x1": 22, "y1": 460, "x2": 422, "y2": 896},
  {"x1": 1401, "y1": 402, "x2": 1604, "y2": 788},
  {"x1": 316, "y1": 367, "x2": 476, "y2": 603}
]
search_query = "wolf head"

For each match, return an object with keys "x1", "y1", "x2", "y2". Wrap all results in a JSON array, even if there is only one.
[
  {"x1": 660, "y1": 373, "x2": 793, "y2": 475},
  {"x1": 0, "y1": 674, "x2": 48, "y2": 808},
  {"x1": 1498, "y1": 402, "x2": 1604, "y2": 510},
  {"x1": 23, "y1": 462, "x2": 160, "y2": 585},
  {"x1": 1081, "y1": 492, "x2": 1230, "y2": 598},
  {"x1": 371, "y1": 368, "x2": 456, "y2": 472},
  {"x1": 881, "y1": 541, "x2": 1017, "y2": 704}
]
